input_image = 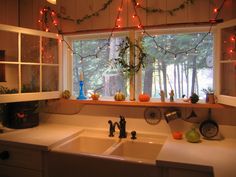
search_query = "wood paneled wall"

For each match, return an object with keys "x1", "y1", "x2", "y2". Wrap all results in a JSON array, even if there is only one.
[{"x1": 0, "y1": 0, "x2": 236, "y2": 33}]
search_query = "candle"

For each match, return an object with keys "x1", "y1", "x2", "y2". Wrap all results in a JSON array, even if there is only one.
[{"x1": 80, "y1": 71, "x2": 83, "y2": 81}]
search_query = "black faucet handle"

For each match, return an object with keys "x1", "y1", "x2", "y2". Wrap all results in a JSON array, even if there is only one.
[
  {"x1": 131, "y1": 130, "x2": 137, "y2": 140},
  {"x1": 108, "y1": 120, "x2": 114, "y2": 137}
]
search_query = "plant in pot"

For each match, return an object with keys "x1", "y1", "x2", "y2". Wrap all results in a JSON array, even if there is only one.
[{"x1": 202, "y1": 87, "x2": 215, "y2": 104}]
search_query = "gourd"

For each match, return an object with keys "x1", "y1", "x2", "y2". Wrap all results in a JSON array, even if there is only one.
[
  {"x1": 62, "y1": 90, "x2": 71, "y2": 99},
  {"x1": 114, "y1": 91, "x2": 126, "y2": 101},
  {"x1": 185, "y1": 128, "x2": 200, "y2": 143},
  {"x1": 190, "y1": 93, "x2": 199, "y2": 103},
  {"x1": 138, "y1": 93, "x2": 150, "y2": 102},
  {"x1": 90, "y1": 93, "x2": 100, "y2": 100}
]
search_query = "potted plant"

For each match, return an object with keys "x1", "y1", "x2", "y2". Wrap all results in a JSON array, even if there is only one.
[{"x1": 202, "y1": 87, "x2": 215, "y2": 104}]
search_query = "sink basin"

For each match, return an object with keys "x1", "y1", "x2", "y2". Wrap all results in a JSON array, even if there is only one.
[
  {"x1": 55, "y1": 136, "x2": 117, "y2": 154},
  {"x1": 110, "y1": 141, "x2": 163, "y2": 163}
]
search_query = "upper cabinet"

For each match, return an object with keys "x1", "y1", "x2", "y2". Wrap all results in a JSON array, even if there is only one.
[
  {"x1": 216, "y1": 19, "x2": 236, "y2": 107},
  {"x1": 0, "y1": 24, "x2": 61, "y2": 103}
]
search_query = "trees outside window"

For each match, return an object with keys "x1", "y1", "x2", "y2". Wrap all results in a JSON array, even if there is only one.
[
  {"x1": 142, "y1": 32, "x2": 213, "y2": 99},
  {"x1": 72, "y1": 36, "x2": 129, "y2": 98}
]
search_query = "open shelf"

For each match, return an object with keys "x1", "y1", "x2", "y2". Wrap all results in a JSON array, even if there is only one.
[{"x1": 75, "y1": 98, "x2": 229, "y2": 109}]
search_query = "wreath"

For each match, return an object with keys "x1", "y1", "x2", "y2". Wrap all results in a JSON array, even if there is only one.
[{"x1": 115, "y1": 37, "x2": 146, "y2": 74}]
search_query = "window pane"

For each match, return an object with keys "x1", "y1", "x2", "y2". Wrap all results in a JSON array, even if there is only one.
[
  {"x1": 72, "y1": 36, "x2": 129, "y2": 98},
  {"x1": 142, "y1": 32, "x2": 213, "y2": 99},
  {"x1": 21, "y1": 34, "x2": 40, "y2": 63},
  {"x1": 220, "y1": 63, "x2": 236, "y2": 97},
  {"x1": 42, "y1": 37, "x2": 58, "y2": 64},
  {"x1": 21, "y1": 65, "x2": 40, "y2": 93},
  {"x1": 221, "y1": 26, "x2": 236, "y2": 61},
  {"x1": 0, "y1": 64, "x2": 18, "y2": 94},
  {"x1": 0, "y1": 30, "x2": 18, "y2": 62},
  {"x1": 42, "y1": 66, "x2": 59, "y2": 92}
]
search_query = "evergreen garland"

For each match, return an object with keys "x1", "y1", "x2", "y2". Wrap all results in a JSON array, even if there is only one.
[
  {"x1": 115, "y1": 37, "x2": 146, "y2": 74},
  {"x1": 132, "y1": 0, "x2": 195, "y2": 16}
]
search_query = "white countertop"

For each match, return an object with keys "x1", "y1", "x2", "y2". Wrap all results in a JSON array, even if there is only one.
[
  {"x1": 157, "y1": 137, "x2": 236, "y2": 177},
  {"x1": 0, "y1": 123, "x2": 235, "y2": 177},
  {"x1": 0, "y1": 123, "x2": 82, "y2": 150}
]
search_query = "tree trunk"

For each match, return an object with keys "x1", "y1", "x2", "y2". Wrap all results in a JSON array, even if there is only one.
[
  {"x1": 158, "y1": 60, "x2": 162, "y2": 91},
  {"x1": 177, "y1": 63, "x2": 181, "y2": 98},
  {"x1": 191, "y1": 56, "x2": 197, "y2": 94},
  {"x1": 143, "y1": 63, "x2": 153, "y2": 95},
  {"x1": 181, "y1": 63, "x2": 184, "y2": 97},
  {"x1": 174, "y1": 63, "x2": 177, "y2": 97},
  {"x1": 161, "y1": 61, "x2": 167, "y2": 97}
]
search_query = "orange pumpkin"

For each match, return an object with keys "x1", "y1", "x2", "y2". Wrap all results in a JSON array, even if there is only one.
[
  {"x1": 172, "y1": 131, "x2": 183, "y2": 140},
  {"x1": 138, "y1": 93, "x2": 150, "y2": 102}
]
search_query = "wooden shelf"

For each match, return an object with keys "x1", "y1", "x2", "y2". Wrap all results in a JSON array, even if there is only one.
[{"x1": 75, "y1": 98, "x2": 229, "y2": 109}]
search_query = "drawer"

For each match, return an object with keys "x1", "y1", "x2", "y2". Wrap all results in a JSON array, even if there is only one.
[
  {"x1": 0, "y1": 144, "x2": 42, "y2": 171},
  {"x1": 0, "y1": 164, "x2": 42, "y2": 177}
]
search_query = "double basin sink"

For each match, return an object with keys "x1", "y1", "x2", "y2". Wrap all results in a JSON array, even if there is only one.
[{"x1": 53, "y1": 129, "x2": 167, "y2": 164}]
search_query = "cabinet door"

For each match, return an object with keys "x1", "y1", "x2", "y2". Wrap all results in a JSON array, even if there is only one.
[
  {"x1": 216, "y1": 19, "x2": 236, "y2": 106},
  {"x1": 0, "y1": 24, "x2": 61, "y2": 103},
  {"x1": 0, "y1": 165, "x2": 42, "y2": 177}
]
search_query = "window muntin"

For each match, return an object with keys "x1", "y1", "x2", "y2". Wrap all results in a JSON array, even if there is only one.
[
  {"x1": 141, "y1": 31, "x2": 214, "y2": 99},
  {"x1": 72, "y1": 35, "x2": 129, "y2": 98}
]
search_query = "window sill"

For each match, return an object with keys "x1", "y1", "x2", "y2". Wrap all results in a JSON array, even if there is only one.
[{"x1": 75, "y1": 98, "x2": 229, "y2": 109}]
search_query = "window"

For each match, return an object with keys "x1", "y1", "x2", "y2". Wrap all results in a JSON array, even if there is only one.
[
  {"x1": 141, "y1": 31, "x2": 214, "y2": 99},
  {"x1": 70, "y1": 28, "x2": 214, "y2": 100},
  {"x1": 72, "y1": 34, "x2": 129, "y2": 98}
]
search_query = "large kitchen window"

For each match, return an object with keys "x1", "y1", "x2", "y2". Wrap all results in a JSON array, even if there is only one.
[{"x1": 71, "y1": 27, "x2": 214, "y2": 100}]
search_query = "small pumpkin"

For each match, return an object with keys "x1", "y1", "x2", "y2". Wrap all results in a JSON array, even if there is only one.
[
  {"x1": 138, "y1": 93, "x2": 150, "y2": 102},
  {"x1": 114, "y1": 91, "x2": 126, "y2": 101},
  {"x1": 62, "y1": 90, "x2": 71, "y2": 99},
  {"x1": 90, "y1": 92, "x2": 100, "y2": 100}
]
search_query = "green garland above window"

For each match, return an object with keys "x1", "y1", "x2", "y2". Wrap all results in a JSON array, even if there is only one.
[
  {"x1": 115, "y1": 37, "x2": 146, "y2": 74},
  {"x1": 132, "y1": 0, "x2": 195, "y2": 16},
  {"x1": 58, "y1": 0, "x2": 195, "y2": 25}
]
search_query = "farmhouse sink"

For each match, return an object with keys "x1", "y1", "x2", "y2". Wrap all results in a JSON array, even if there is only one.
[
  {"x1": 53, "y1": 129, "x2": 167, "y2": 164},
  {"x1": 110, "y1": 140, "x2": 164, "y2": 163},
  {"x1": 55, "y1": 136, "x2": 117, "y2": 154}
]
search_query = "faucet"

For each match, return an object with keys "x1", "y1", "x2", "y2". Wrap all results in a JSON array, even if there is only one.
[{"x1": 108, "y1": 116, "x2": 127, "y2": 138}]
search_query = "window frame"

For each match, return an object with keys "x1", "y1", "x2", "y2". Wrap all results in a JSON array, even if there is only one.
[
  {"x1": 64, "y1": 26, "x2": 217, "y2": 101},
  {"x1": 64, "y1": 31, "x2": 130, "y2": 97}
]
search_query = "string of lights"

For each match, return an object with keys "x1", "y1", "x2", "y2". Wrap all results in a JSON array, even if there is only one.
[
  {"x1": 130, "y1": 0, "x2": 226, "y2": 60},
  {"x1": 38, "y1": 0, "x2": 231, "y2": 69}
]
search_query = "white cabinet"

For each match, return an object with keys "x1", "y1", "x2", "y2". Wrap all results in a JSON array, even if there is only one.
[
  {"x1": 216, "y1": 19, "x2": 236, "y2": 107},
  {"x1": 0, "y1": 24, "x2": 62, "y2": 103},
  {"x1": 0, "y1": 143, "x2": 43, "y2": 177}
]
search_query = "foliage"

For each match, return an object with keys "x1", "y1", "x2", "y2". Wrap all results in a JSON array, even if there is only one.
[
  {"x1": 132, "y1": 0, "x2": 195, "y2": 16},
  {"x1": 0, "y1": 85, "x2": 18, "y2": 94},
  {"x1": 115, "y1": 37, "x2": 146, "y2": 74}
]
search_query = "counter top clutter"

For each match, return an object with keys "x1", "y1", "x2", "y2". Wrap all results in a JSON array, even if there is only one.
[{"x1": 0, "y1": 123, "x2": 235, "y2": 177}]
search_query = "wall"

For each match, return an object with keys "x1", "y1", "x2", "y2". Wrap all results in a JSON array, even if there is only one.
[
  {"x1": 0, "y1": 0, "x2": 236, "y2": 32},
  {"x1": 40, "y1": 103, "x2": 236, "y2": 139},
  {"x1": 0, "y1": 1, "x2": 236, "y2": 128}
]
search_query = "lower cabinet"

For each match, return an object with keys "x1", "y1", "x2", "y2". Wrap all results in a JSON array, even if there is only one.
[
  {"x1": 160, "y1": 165, "x2": 214, "y2": 177},
  {"x1": 0, "y1": 144, "x2": 43, "y2": 177}
]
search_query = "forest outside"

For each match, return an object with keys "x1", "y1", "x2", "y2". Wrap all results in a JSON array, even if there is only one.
[
  {"x1": 72, "y1": 32, "x2": 213, "y2": 99},
  {"x1": 142, "y1": 32, "x2": 213, "y2": 99}
]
